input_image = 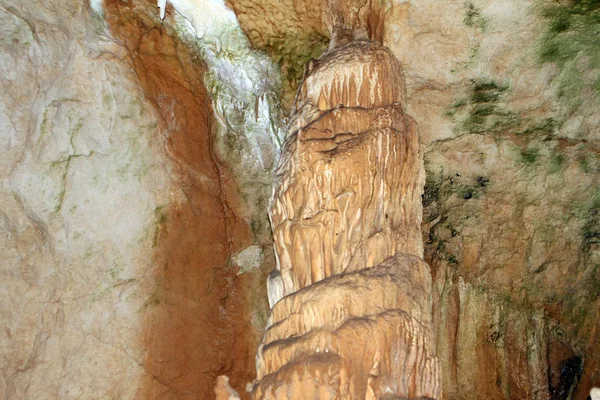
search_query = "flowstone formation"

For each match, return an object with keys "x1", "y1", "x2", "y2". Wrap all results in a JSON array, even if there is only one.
[{"x1": 247, "y1": 22, "x2": 442, "y2": 400}]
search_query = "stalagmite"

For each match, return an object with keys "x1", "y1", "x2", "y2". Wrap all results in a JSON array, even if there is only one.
[{"x1": 248, "y1": 3, "x2": 442, "y2": 399}]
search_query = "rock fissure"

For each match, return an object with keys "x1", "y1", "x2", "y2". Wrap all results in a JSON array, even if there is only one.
[{"x1": 205, "y1": 101, "x2": 236, "y2": 259}]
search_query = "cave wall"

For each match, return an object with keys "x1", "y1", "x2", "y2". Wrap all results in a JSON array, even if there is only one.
[
  {"x1": 384, "y1": 1, "x2": 600, "y2": 398},
  {"x1": 1, "y1": 0, "x2": 271, "y2": 398},
  {"x1": 1, "y1": 0, "x2": 599, "y2": 399},
  {"x1": 226, "y1": 0, "x2": 600, "y2": 398}
]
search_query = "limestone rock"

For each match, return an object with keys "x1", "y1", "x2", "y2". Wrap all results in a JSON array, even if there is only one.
[
  {"x1": 254, "y1": 309, "x2": 439, "y2": 400},
  {"x1": 263, "y1": 255, "x2": 433, "y2": 344},
  {"x1": 6, "y1": 0, "x2": 600, "y2": 398},
  {"x1": 266, "y1": 268, "x2": 284, "y2": 308},
  {"x1": 271, "y1": 40, "x2": 422, "y2": 296},
  {"x1": 0, "y1": 1, "x2": 170, "y2": 397},
  {"x1": 1, "y1": 1, "x2": 265, "y2": 398},
  {"x1": 289, "y1": 40, "x2": 406, "y2": 137},
  {"x1": 253, "y1": 34, "x2": 440, "y2": 399},
  {"x1": 254, "y1": 255, "x2": 439, "y2": 399},
  {"x1": 229, "y1": 0, "x2": 600, "y2": 397}
]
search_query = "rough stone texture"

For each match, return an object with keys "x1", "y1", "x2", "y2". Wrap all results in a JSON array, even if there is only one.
[
  {"x1": 263, "y1": 255, "x2": 434, "y2": 347},
  {"x1": 254, "y1": 256, "x2": 440, "y2": 399},
  {"x1": 224, "y1": 0, "x2": 328, "y2": 106},
  {"x1": 103, "y1": 2, "x2": 263, "y2": 398},
  {"x1": 395, "y1": 1, "x2": 600, "y2": 397},
  {"x1": 251, "y1": 35, "x2": 440, "y2": 399},
  {"x1": 1, "y1": 0, "x2": 267, "y2": 399},
  {"x1": 1, "y1": 1, "x2": 168, "y2": 397},
  {"x1": 3, "y1": 0, "x2": 600, "y2": 398},
  {"x1": 229, "y1": 0, "x2": 600, "y2": 398}
]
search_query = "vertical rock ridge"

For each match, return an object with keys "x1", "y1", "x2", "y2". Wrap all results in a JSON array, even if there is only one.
[
  {"x1": 272, "y1": 40, "x2": 423, "y2": 298},
  {"x1": 247, "y1": 7, "x2": 441, "y2": 398}
]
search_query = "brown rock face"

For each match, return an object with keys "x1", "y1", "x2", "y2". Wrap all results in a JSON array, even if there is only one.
[
  {"x1": 2, "y1": 0, "x2": 267, "y2": 398},
  {"x1": 104, "y1": 1, "x2": 260, "y2": 398},
  {"x1": 251, "y1": 37, "x2": 440, "y2": 399}
]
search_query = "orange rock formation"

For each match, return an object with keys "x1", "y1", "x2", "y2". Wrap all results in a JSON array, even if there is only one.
[{"x1": 249, "y1": 28, "x2": 441, "y2": 400}]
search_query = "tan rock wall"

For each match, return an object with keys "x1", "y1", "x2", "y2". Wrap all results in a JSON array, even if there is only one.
[
  {"x1": 1, "y1": 1, "x2": 169, "y2": 397},
  {"x1": 1, "y1": 1, "x2": 265, "y2": 398}
]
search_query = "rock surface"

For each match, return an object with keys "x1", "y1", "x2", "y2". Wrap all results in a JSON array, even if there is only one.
[
  {"x1": 385, "y1": 2, "x2": 600, "y2": 397},
  {"x1": 252, "y1": 29, "x2": 440, "y2": 399},
  {"x1": 1, "y1": 1, "x2": 169, "y2": 397},
  {"x1": 3, "y1": 0, "x2": 600, "y2": 398},
  {"x1": 271, "y1": 41, "x2": 423, "y2": 295},
  {"x1": 254, "y1": 255, "x2": 440, "y2": 399},
  {"x1": 228, "y1": 0, "x2": 600, "y2": 398},
  {"x1": 1, "y1": 0, "x2": 270, "y2": 398}
]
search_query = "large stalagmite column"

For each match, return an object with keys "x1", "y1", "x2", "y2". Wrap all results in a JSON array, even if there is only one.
[{"x1": 249, "y1": 7, "x2": 442, "y2": 399}]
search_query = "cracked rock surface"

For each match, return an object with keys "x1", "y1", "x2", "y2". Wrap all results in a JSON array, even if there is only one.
[{"x1": 1, "y1": 1, "x2": 268, "y2": 398}]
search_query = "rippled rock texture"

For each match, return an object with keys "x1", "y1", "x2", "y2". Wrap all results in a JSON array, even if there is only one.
[
  {"x1": 251, "y1": 33, "x2": 440, "y2": 399},
  {"x1": 272, "y1": 43, "x2": 422, "y2": 295},
  {"x1": 4, "y1": 0, "x2": 600, "y2": 398}
]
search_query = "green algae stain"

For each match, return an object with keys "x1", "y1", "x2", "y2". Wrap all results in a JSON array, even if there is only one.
[
  {"x1": 266, "y1": 32, "x2": 329, "y2": 107},
  {"x1": 448, "y1": 79, "x2": 562, "y2": 139},
  {"x1": 582, "y1": 192, "x2": 600, "y2": 246},
  {"x1": 549, "y1": 151, "x2": 565, "y2": 174},
  {"x1": 449, "y1": 79, "x2": 522, "y2": 134},
  {"x1": 464, "y1": 1, "x2": 486, "y2": 30},
  {"x1": 520, "y1": 147, "x2": 540, "y2": 165},
  {"x1": 538, "y1": 0, "x2": 600, "y2": 111},
  {"x1": 578, "y1": 153, "x2": 592, "y2": 173},
  {"x1": 516, "y1": 118, "x2": 556, "y2": 137}
]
